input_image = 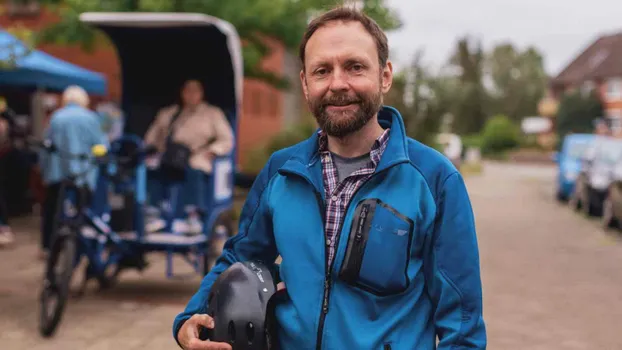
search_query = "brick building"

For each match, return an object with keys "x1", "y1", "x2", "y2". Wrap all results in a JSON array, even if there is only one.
[
  {"x1": 547, "y1": 31, "x2": 622, "y2": 132},
  {"x1": 0, "y1": 2, "x2": 303, "y2": 168}
]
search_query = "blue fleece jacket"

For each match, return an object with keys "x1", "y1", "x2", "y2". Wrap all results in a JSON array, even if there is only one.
[{"x1": 174, "y1": 106, "x2": 487, "y2": 349}]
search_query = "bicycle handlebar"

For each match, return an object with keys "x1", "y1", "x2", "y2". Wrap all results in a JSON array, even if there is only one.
[{"x1": 28, "y1": 138, "x2": 158, "y2": 183}]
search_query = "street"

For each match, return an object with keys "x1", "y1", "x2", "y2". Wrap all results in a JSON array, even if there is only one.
[{"x1": 2, "y1": 162, "x2": 622, "y2": 349}]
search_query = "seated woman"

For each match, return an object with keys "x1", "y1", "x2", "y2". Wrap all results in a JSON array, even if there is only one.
[
  {"x1": 144, "y1": 79, "x2": 234, "y2": 233},
  {"x1": 144, "y1": 79, "x2": 234, "y2": 175}
]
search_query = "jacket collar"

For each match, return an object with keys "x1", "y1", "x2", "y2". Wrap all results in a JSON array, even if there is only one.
[{"x1": 278, "y1": 106, "x2": 410, "y2": 192}]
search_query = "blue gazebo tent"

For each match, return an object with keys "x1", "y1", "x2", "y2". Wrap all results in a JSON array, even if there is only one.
[{"x1": 0, "y1": 29, "x2": 107, "y2": 95}]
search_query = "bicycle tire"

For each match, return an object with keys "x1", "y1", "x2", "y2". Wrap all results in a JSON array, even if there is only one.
[
  {"x1": 203, "y1": 211, "x2": 236, "y2": 275},
  {"x1": 39, "y1": 228, "x2": 77, "y2": 337}
]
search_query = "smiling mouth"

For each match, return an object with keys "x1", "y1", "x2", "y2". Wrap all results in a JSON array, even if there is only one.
[{"x1": 326, "y1": 102, "x2": 359, "y2": 107}]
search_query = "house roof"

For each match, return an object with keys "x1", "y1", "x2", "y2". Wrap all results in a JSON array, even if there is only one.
[{"x1": 552, "y1": 32, "x2": 622, "y2": 86}]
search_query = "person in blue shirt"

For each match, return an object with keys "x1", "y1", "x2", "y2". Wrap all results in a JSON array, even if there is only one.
[
  {"x1": 174, "y1": 7, "x2": 486, "y2": 350},
  {"x1": 0, "y1": 97, "x2": 16, "y2": 247},
  {"x1": 38, "y1": 85, "x2": 108, "y2": 259}
]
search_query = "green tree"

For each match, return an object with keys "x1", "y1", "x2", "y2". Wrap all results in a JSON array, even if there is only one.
[
  {"x1": 556, "y1": 90, "x2": 605, "y2": 141},
  {"x1": 487, "y1": 43, "x2": 548, "y2": 121},
  {"x1": 25, "y1": 0, "x2": 401, "y2": 89},
  {"x1": 384, "y1": 50, "x2": 445, "y2": 148},
  {"x1": 449, "y1": 37, "x2": 489, "y2": 135}
]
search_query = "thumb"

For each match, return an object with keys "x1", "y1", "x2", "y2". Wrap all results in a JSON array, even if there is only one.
[{"x1": 193, "y1": 314, "x2": 215, "y2": 329}]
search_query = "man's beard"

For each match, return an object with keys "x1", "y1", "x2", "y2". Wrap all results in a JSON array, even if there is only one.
[{"x1": 308, "y1": 88, "x2": 383, "y2": 138}]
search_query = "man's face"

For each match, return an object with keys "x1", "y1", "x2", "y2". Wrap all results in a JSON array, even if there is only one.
[
  {"x1": 181, "y1": 80, "x2": 204, "y2": 107},
  {"x1": 300, "y1": 21, "x2": 393, "y2": 138}
]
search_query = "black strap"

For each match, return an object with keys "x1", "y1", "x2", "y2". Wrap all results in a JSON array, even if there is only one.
[
  {"x1": 164, "y1": 106, "x2": 216, "y2": 153},
  {"x1": 165, "y1": 107, "x2": 184, "y2": 143}
]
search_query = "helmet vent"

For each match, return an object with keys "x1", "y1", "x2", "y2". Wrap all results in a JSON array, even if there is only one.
[
  {"x1": 228, "y1": 320, "x2": 236, "y2": 342},
  {"x1": 246, "y1": 322, "x2": 255, "y2": 344}
]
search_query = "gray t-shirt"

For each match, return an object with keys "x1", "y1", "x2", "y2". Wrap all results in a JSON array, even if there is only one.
[{"x1": 331, "y1": 152, "x2": 371, "y2": 183}]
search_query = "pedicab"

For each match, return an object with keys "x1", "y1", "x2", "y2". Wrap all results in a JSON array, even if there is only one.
[{"x1": 38, "y1": 12, "x2": 243, "y2": 337}]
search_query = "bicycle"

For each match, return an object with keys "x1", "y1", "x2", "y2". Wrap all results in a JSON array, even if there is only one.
[{"x1": 34, "y1": 139, "x2": 155, "y2": 337}]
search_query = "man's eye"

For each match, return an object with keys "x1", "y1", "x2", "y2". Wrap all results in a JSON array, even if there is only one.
[
  {"x1": 315, "y1": 68, "x2": 328, "y2": 75},
  {"x1": 350, "y1": 64, "x2": 363, "y2": 71}
]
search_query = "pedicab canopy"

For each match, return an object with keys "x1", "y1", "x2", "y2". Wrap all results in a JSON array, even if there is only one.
[
  {"x1": 79, "y1": 12, "x2": 243, "y2": 138},
  {"x1": 0, "y1": 29, "x2": 107, "y2": 95}
]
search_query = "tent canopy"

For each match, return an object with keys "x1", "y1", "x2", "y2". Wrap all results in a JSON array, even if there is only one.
[{"x1": 0, "y1": 30, "x2": 107, "y2": 95}]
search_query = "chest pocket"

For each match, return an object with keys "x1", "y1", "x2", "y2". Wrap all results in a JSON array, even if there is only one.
[{"x1": 338, "y1": 198, "x2": 415, "y2": 296}]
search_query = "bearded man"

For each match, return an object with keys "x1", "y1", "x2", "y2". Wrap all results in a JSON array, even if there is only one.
[{"x1": 173, "y1": 7, "x2": 487, "y2": 350}]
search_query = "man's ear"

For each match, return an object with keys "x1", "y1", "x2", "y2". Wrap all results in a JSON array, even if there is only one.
[
  {"x1": 381, "y1": 61, "x2": 394, "y2": 94},
  {"x1": 300, "y1": 70, "x2": 309, "y2": 100}
]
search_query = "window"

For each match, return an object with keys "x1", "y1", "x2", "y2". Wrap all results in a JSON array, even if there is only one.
[
  {"x1": 7, "y1": 0, "x2": 41, "y2": 17},
  {"x1": 581, "y1": 81, "x2": 596, "y2": 96},
  {"x1": 606, "y1": 78, "x2": 622, "y2": 100}
]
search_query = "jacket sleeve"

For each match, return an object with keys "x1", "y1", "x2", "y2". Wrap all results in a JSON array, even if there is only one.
[
  {"x1": 424, "y1": 171, "x2": 487, "y2": 349},
  {"x1": 144, "y1": 107, "x2": 171, "y2": 150},
  {"x1": 205, "y1": 107, "x2": 234, "y2": 156},
  {"x1": 172, "y1": 155, "x2": 279, "y2": 346}
]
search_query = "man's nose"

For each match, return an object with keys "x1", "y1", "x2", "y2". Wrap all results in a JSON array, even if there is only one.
[{"x1": 328, "y1": 69, "x2": 349, "y2": 92}]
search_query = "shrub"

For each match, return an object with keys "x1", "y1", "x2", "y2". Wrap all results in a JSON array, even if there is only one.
[
  {"x1": 480, "y1": 115, "x2": 522, "y2": 155},
  {"x1": 462, "y1": 133, "x2": 484, "y2": 149}
]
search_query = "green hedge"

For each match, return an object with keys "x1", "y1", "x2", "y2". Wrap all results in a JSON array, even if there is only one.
[{"x1": 480, "y1": 115, "x2": 522, "y2": 155}]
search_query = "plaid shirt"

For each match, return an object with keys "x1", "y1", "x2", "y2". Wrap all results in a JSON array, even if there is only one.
[{"x1": 318, "y1": 128, "x2": 391, "y2": 267}]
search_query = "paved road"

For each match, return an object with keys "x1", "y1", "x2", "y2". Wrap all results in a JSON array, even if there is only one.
[{"x1": 1, "y1": 162, "x2": 622, "y2": 349}]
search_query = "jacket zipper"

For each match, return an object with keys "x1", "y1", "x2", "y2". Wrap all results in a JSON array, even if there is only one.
[
  {"x1": 348, "y1": 203, "x2": 370, "y2": 275},
  {"x1": 315, "y1": 161, "x2": 406, "y2": 350}
]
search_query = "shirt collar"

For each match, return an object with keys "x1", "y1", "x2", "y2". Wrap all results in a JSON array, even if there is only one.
[{"x1": 318, "y1": 127, "x2": 391, "y2": 167}]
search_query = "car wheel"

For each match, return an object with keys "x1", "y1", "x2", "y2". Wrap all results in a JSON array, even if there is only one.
[
  {"x1": 602, "y1": 193, "x2": 618, "y2": 230},
  {"x1": 569, "y1": 182, "x2": 582, "y2": 211}
]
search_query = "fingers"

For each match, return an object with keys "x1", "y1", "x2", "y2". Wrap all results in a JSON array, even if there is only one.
[
  {"x1": 187, "y1": 338, "x2": 232, "y2": 350},
  {"x1": 277, "y1": 282, "x2": 286, "y2": 291},
  {"x1": 191, "y1": 314, "x2": 215, "y2": 328}
]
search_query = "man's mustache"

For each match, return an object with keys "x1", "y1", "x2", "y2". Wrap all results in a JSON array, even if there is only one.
[{"x1": 321, "y1": 94, "x2": 362, "y2": 107}]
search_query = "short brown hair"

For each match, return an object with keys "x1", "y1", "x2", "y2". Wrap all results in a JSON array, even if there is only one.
[{"x1": 299, "y1": 7, "x2": 389, "y2": 70}]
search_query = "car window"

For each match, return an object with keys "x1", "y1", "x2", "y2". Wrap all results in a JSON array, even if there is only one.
[
  {"x1": 597, "y1": 141, "x2": 622, "y2": 164},
  {"x1": 565, "y1": 140, "x2": 591, "y2": 159}
]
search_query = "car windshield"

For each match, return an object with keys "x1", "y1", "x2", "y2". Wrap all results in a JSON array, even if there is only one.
[
  {"x1": 566, "y1": 140, "x2": 591, "y2": 159},
  {"x1": 597, "y1": 141, "x2": 622, "y2": 164}
]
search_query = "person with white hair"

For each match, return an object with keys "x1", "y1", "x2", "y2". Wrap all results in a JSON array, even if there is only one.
[
  {"x1": 38, "y1": 85, "x2": 108, "y2": 258},
  {"x1": 0, "y1": 97, "x2": 16, "y2": 247}
]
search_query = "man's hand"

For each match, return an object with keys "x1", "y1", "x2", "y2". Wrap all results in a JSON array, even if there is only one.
[{"x1": 178, "y1": 314, "x2": 232, "y2": 350}]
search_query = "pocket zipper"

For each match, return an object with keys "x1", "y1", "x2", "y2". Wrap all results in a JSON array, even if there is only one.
[{"x1": 348, "y1": 203, "x2": 370, "y2": 276}]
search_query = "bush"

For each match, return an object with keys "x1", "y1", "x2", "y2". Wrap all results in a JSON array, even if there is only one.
[
  {"x1": 462, "y1": 133, "x2": 484, "y2": 149},
  {"x1": 480, "y1": 115, "x2": 522, "y2": 155},
  {"x1": 520, "y1": 134, "x2": 544, "y2": 150}
]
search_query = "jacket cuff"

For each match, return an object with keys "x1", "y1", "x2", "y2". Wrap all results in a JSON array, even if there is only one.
[{"x1": 173, "y1": 316, "x2": 190, "y2": 349}]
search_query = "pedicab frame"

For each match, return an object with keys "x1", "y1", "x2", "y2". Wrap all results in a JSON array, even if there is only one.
[{"x1": 38, "y1": 12, "x2": 244, "y2": 338}]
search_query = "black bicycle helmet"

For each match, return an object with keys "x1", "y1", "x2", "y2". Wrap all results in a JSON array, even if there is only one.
[{"x1": 201, "y1": 261, "x2": 279, "y2": 350}]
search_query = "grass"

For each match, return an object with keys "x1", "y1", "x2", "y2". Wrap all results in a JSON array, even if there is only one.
[{"x1": 461, "y1": 162, "x2": 484, "y2": 176}]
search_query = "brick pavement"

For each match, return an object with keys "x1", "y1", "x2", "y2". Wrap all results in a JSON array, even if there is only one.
[{"x1": 1, "y1": 162, "x2": 622, "y2": 349}]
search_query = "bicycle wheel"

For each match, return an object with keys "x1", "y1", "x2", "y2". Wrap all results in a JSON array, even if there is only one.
[
  {"x1": 39, "y1": 225, "x2": 77, "y2": 337},
  {"x1": 203, "y1": 211, "x2": 236, "y2": 275}
]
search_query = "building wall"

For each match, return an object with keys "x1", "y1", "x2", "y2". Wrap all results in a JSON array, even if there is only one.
[
  {"x1": 550, "y1": 80, "x2": 622, "y2": 118},
  {"x1": 1, "y1": 7, "x2": 298, "y2": 169}
]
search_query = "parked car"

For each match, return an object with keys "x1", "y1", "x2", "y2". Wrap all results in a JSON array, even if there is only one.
[
  {"x1": 601, "y1": 159, "x2": 622, "y2": 230},
  {"x1": 569, "y1": 137, "x2": 622, "y2": 216},
  {"x1": 553, "y1": 133, "x2": 595, "y2": 201}
]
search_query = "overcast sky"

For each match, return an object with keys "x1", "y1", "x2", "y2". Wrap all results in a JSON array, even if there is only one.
[{"x1": 385, "y1": 0, "x2": 622, "y2": 76}]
